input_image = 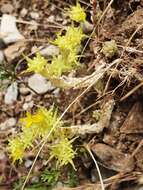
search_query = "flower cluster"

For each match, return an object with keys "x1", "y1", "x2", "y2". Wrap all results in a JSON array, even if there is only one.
[
  {"x1": 24, "y1": 3, "x2": 86, "y2": 78},
  {"x1": 67, "y1": 2, "x2": 86, "y2": 23},
  {"x1": 8, "y1": 107, "x2": 76, "y2": 169}
]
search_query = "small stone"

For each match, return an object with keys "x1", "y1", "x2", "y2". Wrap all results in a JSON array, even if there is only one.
[
  {"x1": 30, "y1": 12, "x2": 39, "y2": 20},
  {"x1": 40, "y1": 45, "x2": 59, "y2": 57},
  {"x1": 1, "y1": 3, "x2": 14, "y2": 14},
  {"x1": 0, "y1": 14, "x2": 24, "y2": 44},
  {"x1": 47, "y1": 15, "x2": 55, "y2": 23},
  {"x1": 0, "y1": 118, "x2": 16, "y2": 130},
  {"x1": 20, "y1": 8, "x2": 28, "y2": 17},
  {"x1": 82, "y1": 21, "x2": 94, "y2": 33},
  {"x1": 31, "y1": 176, "x2": 39, "y2": 183},
  {"x1": 25, "y1": 159, "x2": 33, "y2": 168},
  {"x1": 55, "y1": 182, "x2": 64, "y2": 188},
  {"x1": 4, "y1": 41, "x2": 26, "y2": 62},
  {"x1": 4, "y1": 82, "x2": 18, "y2": 104},
  {"x1": 53, "y1": 88, "x2": 60, "y2": 97},
  {"x1": 19, "y1": 86, "x2": 30, "y2": 95},
  {"x1": 22, "y1": 103, "x2": 29, "y2": 110},
  {"x1": 28, "y1": 74, "x2": 55, "y2": 94},
  {"x1": 0, "y1": 151, "x2": 6, "y2": 160},
  {"x1": 22, "y1": 101, "x2": 34, "y2": 110}
]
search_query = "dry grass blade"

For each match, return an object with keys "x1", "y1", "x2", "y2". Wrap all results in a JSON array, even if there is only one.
[
  {"x1": 85, "y1": 144, "x2": 105, "y2": 190},
  {"x1": 120, "y1": 81, "x2": 143, "y2": 101}
]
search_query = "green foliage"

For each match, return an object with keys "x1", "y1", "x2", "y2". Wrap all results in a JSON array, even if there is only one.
[
  {"x1": 49, "y1": 137, "x2": 76, "y2": 169},
  {"x1": 66, "y1": 168, "x2": 79, "y2": 187},
  {"x1": 24, "y1": 26, "x2": 84, "y2": 78},
  {"x1": 8, "y1": 107, "x2": 76, "y2": 169},
  {"x1": 41, "y1": 168, "x2": 60, "y2": 186},
  {"x1": 0, "y1": 70, "x2": 9, "y2": 80},
  {"x1": 24, "y1": 184, "x2": 48, "y2": 190},
  {"x1": 8, "y1": 107, "x2": 61, "y2": 163},
  {"x1": 24, "y1": 3, "x2": 86, "y2": 79},
  {"x1": 8, "y1": 137, "x2": 25, "y2": 163},
  {"x1": 13, "y1": 177, "x2": 26, "y2": 190},
  {"x1": 53, "y1": 26, "x2": 84, "y2": 51},
  {"x1": 92, "y1": 110, "x2": 101, "y2": 122},
  {"x1": 67, "y1": 2, "x2": 86, "y2": 22},
  {"x1": 24, "y1": 52, "x2": 47, "y2": 74},
  {"x1": 101, "y1": 40, "x2": 118, "y2": 58}
]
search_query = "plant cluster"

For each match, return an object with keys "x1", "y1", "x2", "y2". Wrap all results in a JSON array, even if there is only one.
[
  {"x1": 8, "y1": 2, "x2": 87, "y2": 186},
  {"x1": 24, "y1": 3, "x2": 86, "y2": 79},
  {"x1": 8, "y1": 107, "x2": 76, "y2": 169},
  {"x1": 101, "y1": 40, "x2": 118, "y2": 58}
]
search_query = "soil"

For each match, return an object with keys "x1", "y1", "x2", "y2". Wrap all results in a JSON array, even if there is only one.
[{"x1": 0, "y1": 0, "x2": 143, "y2": 190}]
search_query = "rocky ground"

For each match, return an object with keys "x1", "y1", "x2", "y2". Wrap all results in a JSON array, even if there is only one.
[{"x1": 1, "y1": 0, "x2": 143, "y2": 190}]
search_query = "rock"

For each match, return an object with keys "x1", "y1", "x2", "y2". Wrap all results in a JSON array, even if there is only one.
[
  {"x1": 19, "y1": 86, "x2": 30, "y2": 95},
  {"x1": 82, "y1": 21, "x2": 94, "y2": 33},
  {"x1": 28, "y1": 74, "x2": 55, "y2": 94},
  {"x1": 0, "y1": 118, "x2": 16, "y2": 130},
  {"x1": 20, "y1": 8, "x2": 28, "y2": 17},
  {"x1": 0, "y1": 14, "x2": 24, "y2": 44},
  {"x1": 47, "y1": 15, "x2": 55, "y2": 23},
  {"x1": 53, "y1": 88, "x2": 60, "y2": 97},
  {"x1": 30, "y1": 12, "x2": 39, "y2": 20},
  {"x1": 91, "y1": 143, "x2": 135, "y2": 172},
  {"x1": 1, "y1": 3, "x2": 14, "y2": 14},
  {"x1": 40, "y1": 45, "x2": 59, "y2": 57},
  {"x1": 4, "y1": 41, "x2": 26, "y2": 62},
  {"x1": 31, "y1": 176, "x2": 39, "y2": 183},
  {"x1": 25, "y1": 159, "x2": 33, "y2": 168},
  {"x1": 22, "y1": 101, "x2": 34, "y2": 110},
  {"x1": 4, "y1": 82, "x2": 18, "y2": 104}
]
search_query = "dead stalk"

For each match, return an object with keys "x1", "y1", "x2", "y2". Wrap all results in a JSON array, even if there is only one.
[
  {"x1": 120, "y1": 81, "x2": 143, "y2": 101},
  {"x1": 86, "y1": 144, "x2": 105, "y2": 190}
]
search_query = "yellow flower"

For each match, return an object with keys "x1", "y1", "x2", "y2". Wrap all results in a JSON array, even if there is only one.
[
  {"x1": 68, "y1": 2, "x2": 86, "y2": 22},
  {"x1": 20, "y1": 112, "x2": 34, "y2": 128},
  {"x1": 8, "y1": 138, "x2": 25, "y2": 163},
  {"x1": 20, "y1": 110, "x2": 44, "y2": 128},
  {"x1": 54, "y1": 26, "x2": 84, "y2": 51},
  {"x1": 24, "y1": 52, "x2": 48, "y2": 73}
]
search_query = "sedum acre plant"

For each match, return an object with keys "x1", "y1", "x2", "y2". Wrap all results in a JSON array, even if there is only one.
[
  {"x1": 49, "y1": 137, "x2": 76, "y2": 170},
  {"x1": 8, "y1": 107, "x2": 76, "y2": 169},
  {"x1": 67, "y1": 2, "x2": 86, "y2": 23},
  {"x1": 9, "y1": 2, "x2": 87, "y2": 172},
  {"x1": 23, "y1": 3, "x2": 86, "y2": 80}
]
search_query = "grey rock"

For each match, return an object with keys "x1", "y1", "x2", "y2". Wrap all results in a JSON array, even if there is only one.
[
  {"x1": 4, "y1": 82, "x2": 18, "y2": 104},
  {"x1": 25, "y1": 159, "x2": 33, "y2": 168},
  {"x1": 22, "y1": 101, "x2": 34, "y2": 110},
  {"x1": 0, "y1": 14, "x2": 24, "y2": 44},
  {"x1": 30, "y1": 12, "x2": 39, "y2": 20},
  {"x1": 28, "y1": 74, "x2": 55, "y2": 94},
  {"x1": 47, "y1": 15, "x2": 55, "y2": 23},
  {"x1": 82, "y1": 21, "x2": 94, "y2": 33},
  {"x1": 1, "y1": 3, "x2": 14, "y2": 14},
  {"x1": 40, "y1": 45, "x2": 59, "y2": 57},
  {"x1": 19, "y1": 86, "x2": 30, "y2": 95},
  {"x1": 0, "y1": 118, "x2": 16, "y2": 130},
  {"x1": 20, "y1": 8, "x2": 28, "y2": 17}
]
